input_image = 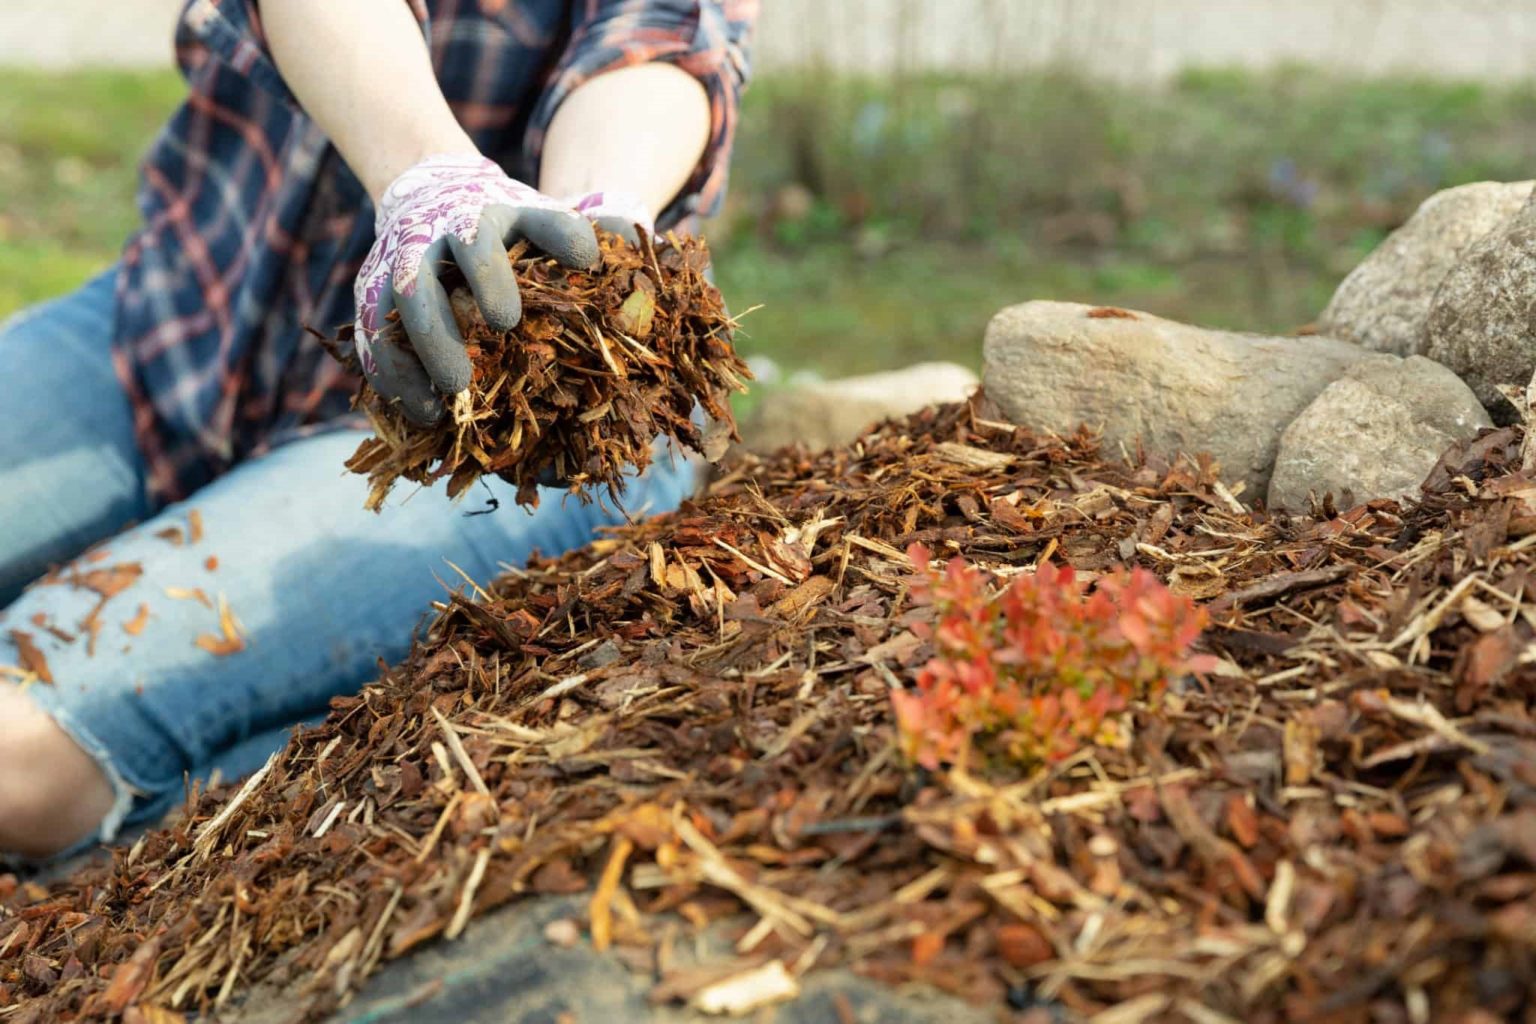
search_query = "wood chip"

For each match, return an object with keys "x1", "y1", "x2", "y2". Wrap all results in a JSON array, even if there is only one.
[{"x1": 691, "y1": 960, "x2": 800, "y2": 1016}]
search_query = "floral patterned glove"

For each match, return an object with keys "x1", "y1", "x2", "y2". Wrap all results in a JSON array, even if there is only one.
[
  {"x1": 567, "y1": 189, "x2": 657, "y2": 247},
  {"x1": 354, "y1": 154, "x2": 600, "y2": 425}
]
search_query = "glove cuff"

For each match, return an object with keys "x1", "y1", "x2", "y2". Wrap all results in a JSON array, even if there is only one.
[{"x1": 568, "y1": 190, "x2": 656, "y2": 239}]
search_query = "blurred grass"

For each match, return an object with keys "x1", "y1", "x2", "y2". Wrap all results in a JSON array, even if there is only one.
[
  {"x1": 0, "y1": 69, "x2": 185, "y2": 312},
  {"x1": 717, "y1": 240, "x2": 1309, "y2": 377},
  {"x1": 5, "y1": 65, "x2": 1536, "y2": 378}
]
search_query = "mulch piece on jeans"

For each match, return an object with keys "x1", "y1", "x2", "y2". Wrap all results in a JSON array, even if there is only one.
[
  {"x1": 343, "y1": 230, "x2": 748, "y2": 512},
  {"x1": 7, "y1": 394, "x2": 1536, "y2": 1023}
]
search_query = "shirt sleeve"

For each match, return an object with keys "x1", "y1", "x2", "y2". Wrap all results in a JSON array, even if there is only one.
[
  {"x1": 523, "y1": 0, "x2": 759, "y2": 229},
  {"x1": 179, "y1": 0, "x2": 430, "y2": 107}
]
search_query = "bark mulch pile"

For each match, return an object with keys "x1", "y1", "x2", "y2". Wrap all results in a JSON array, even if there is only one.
[
  {"x1": 345, "y1": 232, "x2": 747, "y2": 510},
  {"x1": 6, "y1": 396, "x2": 1536, "y2": 1023}
]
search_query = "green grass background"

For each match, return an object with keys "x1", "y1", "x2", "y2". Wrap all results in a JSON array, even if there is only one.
[{"x1": 6, "y1": 66, "x2": 1536, "y2": 376}]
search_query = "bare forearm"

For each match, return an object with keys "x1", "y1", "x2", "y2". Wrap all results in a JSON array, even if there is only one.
[
  {"x1": 539, "y1": 63, "x2": 711, "y2": 221},
  {"x1": 260, "y1": 0, "x2": 476, "y2": 202},
  {"x1": 263, "y1": 0, "x2": 709, "y2": 219}
]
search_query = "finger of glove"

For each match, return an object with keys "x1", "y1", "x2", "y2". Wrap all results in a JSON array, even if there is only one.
[
  {"x1": 449, "y1": 208, "x2": 522, "y2": 333},
  {"x1": 366, "y1": 322, "x2": 445, "y2": 427},
  {"x1": 511, "y1": 207, "x2": 601, "y2": 270},
  {"x1": 592, "y1": 214, "x2": 642, "y2": 248},
  {"x1": 395, "y1": 244, "x2": 474, "y2": 396}
]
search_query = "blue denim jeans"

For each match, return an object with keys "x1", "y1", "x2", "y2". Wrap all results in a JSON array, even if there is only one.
[{"x1": 0, "y1": 269, "x2": 695, "y2": 843}]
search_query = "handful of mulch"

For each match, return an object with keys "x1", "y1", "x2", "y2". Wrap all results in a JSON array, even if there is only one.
[{"x1": 345, "y1": 231, "x2": 749, "y2": 511}]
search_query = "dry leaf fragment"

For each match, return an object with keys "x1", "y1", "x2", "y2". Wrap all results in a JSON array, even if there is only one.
[
  {"x1": 194, "y1": 595, "x2": 245, "y2": 657},
  {"x1": 123, "y1": 604, "x2": 151, "y2": 637},
  {"x1": 81, "y1": 608, "x2": 103, "y2": 657},
  {"x1": 617, "y1": 287, "x2": 657, "y2": 337},
  {"x1": 166, "y1": 587, "x2": 213, "y2": 609},
  {"x1": 30, "y1": 612, "x2": 75, "y2": 644},
  {"x1": 76, "y1": 563, "x2": 143, "y2": 601},
  {"x1": 8, "y1": 630, "x2": 53, "y2": 684}
]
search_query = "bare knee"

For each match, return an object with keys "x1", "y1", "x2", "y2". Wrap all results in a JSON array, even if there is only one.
[{"x1": 0, "y1": 689, "x2": 116, "y2": 860}]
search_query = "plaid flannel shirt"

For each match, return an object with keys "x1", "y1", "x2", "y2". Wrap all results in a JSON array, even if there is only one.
[{"x1": 112, "y1": 0, "x2": 756, "y2": 503}]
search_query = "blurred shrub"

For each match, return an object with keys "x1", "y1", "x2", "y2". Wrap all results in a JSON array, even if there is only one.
[
  {"x1": 722, "y1": 66, "x2": 1536, "y2": 272},
  {"x1": 892, "y1": 545, "x2": 1214, "y2": 773}
]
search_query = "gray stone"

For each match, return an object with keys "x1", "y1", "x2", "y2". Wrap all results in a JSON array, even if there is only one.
[
  {"x1": 230, "y1": 894, "x2": 994, "y2": 1023},
  {"x1": 1267, "y1": 355, "x2": 1492, "y2": 510},
  {"x1": 1319, "y1": 181, "x2": 1533, "y2": 356},
  {"x1": 742, "y1": 362, "x2": 978, "y2": 453},
  {"x1": 1423, "y1": 186, "x2": 1536, "y2": 420},
  {"x1": 981, "y1": 301, "x2": 1372, "y2": 497}
]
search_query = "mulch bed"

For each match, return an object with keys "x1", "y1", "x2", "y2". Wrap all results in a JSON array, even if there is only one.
[{"x1": 4, "y1": 395, "x2": 1536, "y2": 1023}]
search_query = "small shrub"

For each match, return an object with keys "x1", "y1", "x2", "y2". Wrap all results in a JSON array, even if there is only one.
[{"x1": 892, "y1": 545, "x2": 1215, "y2": 771}]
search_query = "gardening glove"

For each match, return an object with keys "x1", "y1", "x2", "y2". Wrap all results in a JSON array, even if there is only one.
[
  {"x1": 567, "y1": 189, "x2": 657, "y2": 247},
  {"x1": 354, "y1": 154, "x2": 601, "y2": 426}
]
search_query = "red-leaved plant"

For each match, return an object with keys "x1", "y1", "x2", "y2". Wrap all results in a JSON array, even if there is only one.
[{"x1": 892, "y1": 545, "x2": 1216, "y2": 771}]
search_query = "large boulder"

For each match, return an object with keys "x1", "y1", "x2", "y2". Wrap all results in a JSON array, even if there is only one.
[
  {"x1": 1319, "y1": 181, "x2": 1533, "y2": 356},
  {"x1": 981, "y1": 301, "x2": 1371, "y2": 497},
  {"x1": 1423, "y1": 186, "x2": 1536, "y2": 420},
  {"x1": 1267, "y1": 355, "x2": 1491, "y2": 510},
  {"x1": 742, "y1": 362, "x2": 978, "y2": 452}
]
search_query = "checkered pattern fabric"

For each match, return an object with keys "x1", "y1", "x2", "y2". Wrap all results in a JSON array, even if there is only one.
[{"x1": 112, "y1": 0, "x2": 756, "y2": 502}]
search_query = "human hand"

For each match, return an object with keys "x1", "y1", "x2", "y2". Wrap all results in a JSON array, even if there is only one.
[{"x1": 354, "y1": 154, "x2": 601, "y2": 425}]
